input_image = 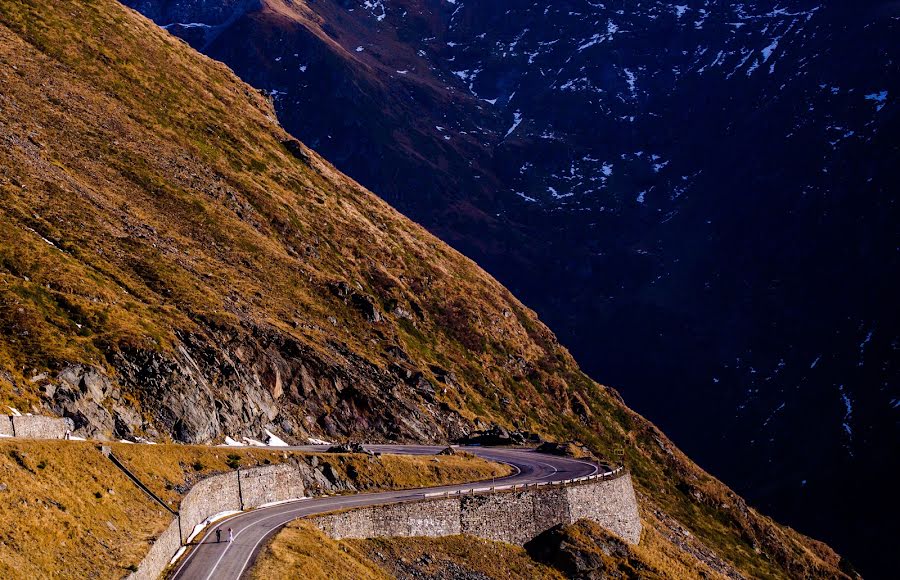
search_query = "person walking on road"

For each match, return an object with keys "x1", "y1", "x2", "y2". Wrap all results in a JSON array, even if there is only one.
[
  {"x1": 215, "y1": 529, "x2": 221, "y2": 543},
  {"x1": 228, "y1": 527, "x2": 233, "y2": 543}
]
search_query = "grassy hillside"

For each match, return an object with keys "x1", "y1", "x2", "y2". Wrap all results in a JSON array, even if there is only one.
[
  {"x1": 0, "y1": 1, "x2": 852, "y2": 577},
  {"x1": 0, "y1": 439, "x2": 507, "y2": 578},
  {"x1": 252, "y1": 522, "x2": 565, "y2": 580},
  {"x1": 254, "y1": 518, "x2": 734, "y2": 580}
]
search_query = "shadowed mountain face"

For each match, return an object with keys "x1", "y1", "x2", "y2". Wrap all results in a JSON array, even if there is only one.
[{"x1": 116, "y1": 0, "x2": 894, "y2": 574}]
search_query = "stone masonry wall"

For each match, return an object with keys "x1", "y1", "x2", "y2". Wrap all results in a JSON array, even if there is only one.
[
  {"x1": 318, "y1": 505, "x2": 377, "y2": 538},
  {"x1": 376, "y1": 498, "x2": 461, "y2": 537},
  {"x1": 178, "y1": 472, "x2": 242, "y2": 543},
  {"x1": 461, "y1": 491, "x2": 540, "y2": 545},
  {"x1": 316, "y1": 498, "x2": 463, "y2": 540},
  {"x1": 532, "y1": 486, "x2": 572, "y2": 528},
  {"x1": 566, "y1": 474, "x2": 641, "y2": 544},
  {"x1": 239, "y1": 463, "x2": 305, "y2": 508},
  {"x1": 311, "y1": 473, "x2": 642, "y2": 547},
  {"x1": 4, "y1": 415, "x2": 71, "y2": 439},
  {"x1": 127, "y1": 462, "x2": 309, "y2": 580},
  {"x1": 128, "y1": 518, "x2": 182, "y2": 580}
]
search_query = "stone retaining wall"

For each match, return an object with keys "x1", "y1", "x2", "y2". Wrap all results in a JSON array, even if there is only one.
[
  {"x1": 0, "y1": 414, "x2": 71, "y2": 439},
  {"x1": 311, "y1": 473, "x2": 641, "y2": 546},
  {"x1": 0, "y1": 415, "x2": 13, "y2": 437},
  {"x1": 316, "y1": 497, "x2": 464, "y2": 539},
  {"x1": 566, "y1": 474, "x2": 641, "y2": 544},
  {"x1": 461, "y1": 491, "x2": 541, "y2": 545},
  {"x1": 178, "y1": 472, "x2": 243, "y2": 543},
  {"x1": 129, "y1": 519, "x2": 182, "y2": 580},
  {"x1": 127, "y1": 463, "x2": 308, "y2": 580},
  {"x1": 239, "y1": 463, "x2": 305, "y2": 509},
  {"x1": 128, "y1": 466, "x2": 641, "y2": 580}
]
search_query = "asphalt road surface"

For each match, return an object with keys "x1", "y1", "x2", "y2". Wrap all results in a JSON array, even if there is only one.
[{"x1": 170, "y1": 445, "x2": 607, "y2": 580}]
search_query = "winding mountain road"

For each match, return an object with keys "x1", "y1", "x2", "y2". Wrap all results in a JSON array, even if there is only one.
[{"x1": 170, "y1": 445, "x2": 607, "y2": 580}]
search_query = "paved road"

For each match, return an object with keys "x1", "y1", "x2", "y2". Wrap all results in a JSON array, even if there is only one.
[{"x1": 170, "y1": 445, "x2": 606, "y2": 580}]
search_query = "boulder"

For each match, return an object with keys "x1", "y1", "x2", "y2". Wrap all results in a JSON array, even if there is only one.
[
  {"x1": 525, "y1": 521, "x2": 641, "y2": 580},
  {"x1": 281, "y1": 138, "x2": 311, "y2": 164},
  {"x1": 350, "y1": 292, "x2": 382, "y2": 322}
]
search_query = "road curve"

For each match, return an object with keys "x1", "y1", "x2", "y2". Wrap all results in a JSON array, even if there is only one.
[{"x1": 170, "y1": 445, "x2": 607, "y2": 580}]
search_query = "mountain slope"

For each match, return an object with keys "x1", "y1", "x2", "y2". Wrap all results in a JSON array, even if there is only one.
[
  {"x1": 0, "y1": 1, "x2": 851, "y2": 578},
  {"x1": 118, "y1": 0, "x2": 899, "y2": 575}
]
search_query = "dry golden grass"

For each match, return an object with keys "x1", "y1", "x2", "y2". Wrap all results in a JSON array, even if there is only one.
[
  {"x1": 252, "y1": 523, "x2": 564, "y2": 580},
  {"x1": 0, "y1": 440, "x2": 171, "y2": 579},
  {"x1": 253, "y1": 516, "x2": 730, "y2": 580},
  {"x1": 634, "y1": 510, "x2": 731, "y2": 580},
  {"x1": 0, "y1": 439, "x2": 508, "y2": 579},
  {"x1": 356, "y1": 535, "x2": 566, "y2": 580},
  {"x1": 250, "y1": 523, "x2": 391, "y2": 580},
  {"x1": 550, "y1": 519, "x2": 728, "y2": 580},
  {"x1": 320, "y1": 452, "x2": 513, "y2": 492}
]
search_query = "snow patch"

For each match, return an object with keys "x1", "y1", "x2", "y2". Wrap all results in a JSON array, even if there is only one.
[
  {"x1": 24, "y1": 227, "x2": 58, "y2": 249},
  {"x1": 265, "y1": 429, "x2": 289, "y2": 447},
  {"x1": 169, "y1": 546, "x2": 187, "y2": 565},
  {"x1": 505, "y1": 111, "x2": 523, "y2": 138},
  {"x1": 162, "y1": 22, "x2": 212, "y2": 30},
  {"x1": 837, "y1": 384, "x2": 854, "y2": 449},
  {"x1": 761, "y1": 39, "x2": 779, "y2": 61},
  {"x1": 363, "y1": 0, "x2": 387, "y2": 22},
  {"x1": 514, "y1": 191, "x2": 537, "y2": 203},
  {"x1": 578, "y1": 34, "x2": 603, "y2": 52},
  {"x1": 864, "y1": 90, "x2": 888, "y2": 112},
  {"x1": 623, "y1": 68, "x2": 637, "y2": 95}
]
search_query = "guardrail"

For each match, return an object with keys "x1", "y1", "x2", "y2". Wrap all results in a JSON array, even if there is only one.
[{"x1": 421, "y1": 465, "x2": 625, "y2": 499}]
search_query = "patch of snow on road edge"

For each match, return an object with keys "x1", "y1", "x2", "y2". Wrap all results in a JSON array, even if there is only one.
[{"x1": 265, "y1": 430, "x2": 289, "y2": 447}]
